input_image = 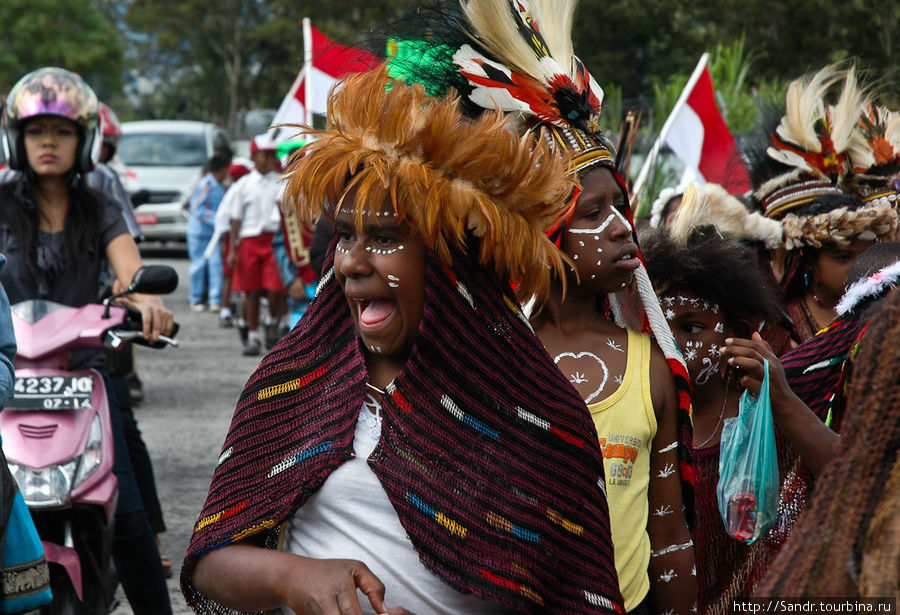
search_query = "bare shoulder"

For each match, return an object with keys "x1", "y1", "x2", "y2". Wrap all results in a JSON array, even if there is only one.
[{"x1": 648, "y1": 336, "x2": 676, "y2": 417}]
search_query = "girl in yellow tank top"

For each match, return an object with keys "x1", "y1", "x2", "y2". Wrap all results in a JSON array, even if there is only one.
[{"x1": 532, "y1": 165, "x2": 697, "y2": 614}]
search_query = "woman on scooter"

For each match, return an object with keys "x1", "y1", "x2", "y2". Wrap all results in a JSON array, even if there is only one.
[{"x1": 0, "y1": 67, "x2": 173, "y2": 614}]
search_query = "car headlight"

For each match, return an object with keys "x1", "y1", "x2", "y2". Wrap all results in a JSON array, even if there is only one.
[
  {"x1": 73, "y1": 415, "x2": 103, "y2": 489},
  {"x1": 8, "y1": 459, "x2": 78, "y2": 508}
]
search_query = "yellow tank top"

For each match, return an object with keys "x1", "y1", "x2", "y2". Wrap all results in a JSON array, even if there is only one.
[{"x1": 587, "y1": 328, "x2": 656, "y2": 611}]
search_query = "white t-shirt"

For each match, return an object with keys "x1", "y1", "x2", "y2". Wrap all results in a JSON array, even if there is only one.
[
  {"x1": 221, "y1": 169, "x2": 283, "y2": 238},
  {"x1": 281, "y1": 395, "x2": 515, "y2": 615}
]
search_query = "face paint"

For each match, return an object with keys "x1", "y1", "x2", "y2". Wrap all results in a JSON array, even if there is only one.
[
  {"x1": 387, "y1": 274, "x2": 399, "y2": 288},
  {"x1": 695, "y1": 357, "x2": 721, "y2": 385},
  {"x1": 606, "y1": 338, "x2": 623, "y2": 352},
  {"x1": 365, "y1": 244, "x2": 405, "y2": 255},
  {"x1": 568, "y1": 213, "x2": 616, "y2": 235}
]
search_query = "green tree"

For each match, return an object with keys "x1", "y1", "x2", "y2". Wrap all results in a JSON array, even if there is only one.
[
  {"x1": 0, "y1": 0, "x2": 124, "y2": 99},
  {"x1": 125, "y1": 0, "x2": 298, "y2": 132},
  {"x1": 123, "y1": 0, "x2": 410, "y2": 133}
]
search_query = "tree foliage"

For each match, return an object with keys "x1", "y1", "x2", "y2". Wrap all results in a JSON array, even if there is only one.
[
  {"x1": 0, "y1": 0, "x2": 124, "y2": 98},
  {"x1": 107, "y1": 0, "x2": 897, "y2": 139}
]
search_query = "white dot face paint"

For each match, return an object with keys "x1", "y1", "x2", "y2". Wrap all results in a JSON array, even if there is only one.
[
  {"x1": 387, "y1": 274, "x2": 400, "y2": 288},
  {"x1": 366, "y1": 244, "x2": 405, "y2": 256},
  {"x1": 335, "y1": 244, "x2": 350, "y2": 254}
]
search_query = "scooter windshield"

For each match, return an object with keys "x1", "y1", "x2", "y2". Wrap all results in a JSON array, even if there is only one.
[{"x1": 11, "y1": 300, "x2": 69, "y2": 324}]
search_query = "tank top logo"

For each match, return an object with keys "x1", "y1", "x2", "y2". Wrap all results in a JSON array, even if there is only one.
[{"x1": 598, "y1": 434, "x2": 642, "y2": 486}]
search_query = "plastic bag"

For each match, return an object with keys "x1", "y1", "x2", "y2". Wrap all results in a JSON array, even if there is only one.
[{"x1": 716, "y1": 359, "x2": 780, "y2": 544}]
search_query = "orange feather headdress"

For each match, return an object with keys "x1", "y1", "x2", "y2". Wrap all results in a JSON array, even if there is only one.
[{"x1": 281, "y1": 66, "x2": 576, "y2": 303}]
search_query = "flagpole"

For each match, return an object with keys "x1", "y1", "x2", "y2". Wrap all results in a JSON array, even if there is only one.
[
  {"x1": 632, "y1": 52, "x2": 710, "y2": 204},
  {"x1": 302, "y1": 17, "x2": 313, "y2": 127}
]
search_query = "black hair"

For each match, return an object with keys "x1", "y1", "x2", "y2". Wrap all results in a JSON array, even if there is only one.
[
  {"x1": 640, "y1": 227, "x2": 785, "y2": 328},
  {"x1": 207, "y1": 154, "x2": 230, "y2": 173},
  {"x1": 0, "y1": 127, "x2": 103, "y2": 279}
]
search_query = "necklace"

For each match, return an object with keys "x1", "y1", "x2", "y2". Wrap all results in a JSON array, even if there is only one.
[
  {"x1": 365, "y1": 382, "x2": 386, "y2": 395},
  {"x1": 799, "y1": 294, "x2": 824, "y2": 336},
  {"x1": 696, "y1": 385, "x2": 727, "y2": 449}
]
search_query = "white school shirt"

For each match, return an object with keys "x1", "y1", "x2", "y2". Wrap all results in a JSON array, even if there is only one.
[
  {"x1": 222, "y1": 169, "x2": 283, "y2": 239},
  {"x1": 281, "y1": 394, "x2": 516, "y2": 615}
]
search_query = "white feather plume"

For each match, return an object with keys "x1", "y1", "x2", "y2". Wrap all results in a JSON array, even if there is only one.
[
  {"x1": 671, "y1": 182, "x2": 784, "y2": 248},
  {"x1": 775, "y1": 66, "x2": 842, "y2": 153},
  {"x1": 528, "y1": 0, "x2": 577, "y2": 75}
]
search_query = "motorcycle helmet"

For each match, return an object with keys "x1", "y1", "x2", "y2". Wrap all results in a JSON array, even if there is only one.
[
  {"x1": 99, "y1": 102, "x2": 122, "y2": 147},
  {"x1": 2, "y1": 67, "x2": 101, "y2": 173}
]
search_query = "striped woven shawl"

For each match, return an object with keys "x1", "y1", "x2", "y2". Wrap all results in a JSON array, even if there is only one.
[{"x1": 182, "y1": 245, "x2": 624, "y2": 614}]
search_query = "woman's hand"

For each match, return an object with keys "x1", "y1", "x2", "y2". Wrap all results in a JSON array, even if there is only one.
[
  {"x1": 282, "y1": 558, "x2": 417, "y2": 615},
  {"x1": 117, "y1": 293, "x2": 174, "y2": 342},
  {"x1": 193, "y1": 545, "x2": 418, "y2": 614},
  {"x1": 721, "y1": 332, "x2": 795, "y2": 410},
  {"x1": 721, "y1": 332, "x2": 838, "y2": 475}
]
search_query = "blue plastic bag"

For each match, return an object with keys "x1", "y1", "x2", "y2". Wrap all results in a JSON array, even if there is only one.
[{"x1": 716, "y1": 359, "x2": 780, "y2": 544}]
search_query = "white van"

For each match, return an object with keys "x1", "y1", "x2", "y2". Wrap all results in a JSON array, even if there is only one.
[{"x1": 119, "y1": 120, "x2": 231, "y2": 243}]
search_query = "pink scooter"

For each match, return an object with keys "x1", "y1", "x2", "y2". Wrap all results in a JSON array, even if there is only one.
[{"x1": 0, "y1": 265, "x2": 178, "y2": 614}]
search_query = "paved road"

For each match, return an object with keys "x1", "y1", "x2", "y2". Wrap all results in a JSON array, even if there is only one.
[{"x1": 113, "y1": 251, "x2": 264, "y2": 613}]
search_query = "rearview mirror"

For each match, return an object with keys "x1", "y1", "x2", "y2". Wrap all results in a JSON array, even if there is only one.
[{"x1": 129, "y1": 265, "x2": 179, "y2": 295}]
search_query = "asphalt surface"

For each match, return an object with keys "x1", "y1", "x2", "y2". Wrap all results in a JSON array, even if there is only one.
[{"x1": 112, "y1": 249, "x2": 265, "y2": 613}]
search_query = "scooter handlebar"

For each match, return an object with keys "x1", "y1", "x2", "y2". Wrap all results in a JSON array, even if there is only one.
[{"x1": 104, "y1": 327, "x2": 180, "y2": 349}]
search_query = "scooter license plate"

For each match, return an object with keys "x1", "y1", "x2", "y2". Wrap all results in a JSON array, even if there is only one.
[{"x1": 7, "y1": 376, "x2": 94, "y2": 410}]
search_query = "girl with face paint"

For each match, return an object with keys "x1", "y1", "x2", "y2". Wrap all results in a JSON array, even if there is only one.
[
  {"x1": 532, "y1": 158, "x2": 698, "y2": 615},
  {"x1": 641, "y1": 228, "x2": 786, "y2": 613}
]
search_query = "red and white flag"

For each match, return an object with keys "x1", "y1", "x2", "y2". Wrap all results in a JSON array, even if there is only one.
[
  {"x1": 272, "y1": 18, "x2": 379, "y2": 139},
  {"x1": 634, "y1": 53, "x2": 751, "y2": 200}
]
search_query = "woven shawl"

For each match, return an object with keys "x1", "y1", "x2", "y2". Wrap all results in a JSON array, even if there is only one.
[{"x1": 182, "y1": 244, "x2": 624, "y2": 614}]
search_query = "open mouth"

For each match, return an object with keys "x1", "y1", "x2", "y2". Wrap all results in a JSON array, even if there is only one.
[
  {"x1": 614, "y1": 245, "x2": 640, "y2": 269},
  {"x1": 356, "y1": 298, "x2": 398, "y2": 331}
]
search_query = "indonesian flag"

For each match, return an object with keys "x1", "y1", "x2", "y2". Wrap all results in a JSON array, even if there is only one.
[
  {"x1": 633, "y1": 54, "x2": 751, "y2": 205},
  {"x1": 271, "y1": 19, "x2": 379, "y2": 139},
  {"x1": 663, "y1": 54, "x2": 751, "y2": 194}
]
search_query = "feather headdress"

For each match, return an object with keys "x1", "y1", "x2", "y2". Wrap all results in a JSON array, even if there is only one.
[
  {"x1": 451, "y1": 0, "x2": 613, "y2": 174},
  {"x1": 756, "y1": 66, "x2": 864, "y2": 218},
  {"x1": 844, "y1": 102, "x2": 900, "y2": 210},
  {"x1": 670, "y1": 182, "x2": 784, "y2": 249},
  {"x1": 281, "y1": 66, "x2": 575, "y2": 303}
]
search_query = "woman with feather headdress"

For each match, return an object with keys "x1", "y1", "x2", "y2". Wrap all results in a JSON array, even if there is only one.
[
  {"x1": 181, "y1": 66, "x2": 626, "y2": 615},
  {"x1": 745, "y1": 65, "x2": 898, "y2": 344}
]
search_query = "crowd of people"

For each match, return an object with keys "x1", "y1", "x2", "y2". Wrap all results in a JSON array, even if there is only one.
[{"x1": 1, "y1": 0, "x2": 899, "y2": 613}]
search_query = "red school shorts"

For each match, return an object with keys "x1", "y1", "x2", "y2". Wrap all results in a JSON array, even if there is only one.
[{"x1": 232, "y1": 232, "x2": 286, "y2": 293}]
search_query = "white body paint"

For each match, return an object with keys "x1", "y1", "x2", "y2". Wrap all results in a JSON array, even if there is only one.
[{"x1": 554, "y1": 351, "x2": 609, "y2": 404}]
